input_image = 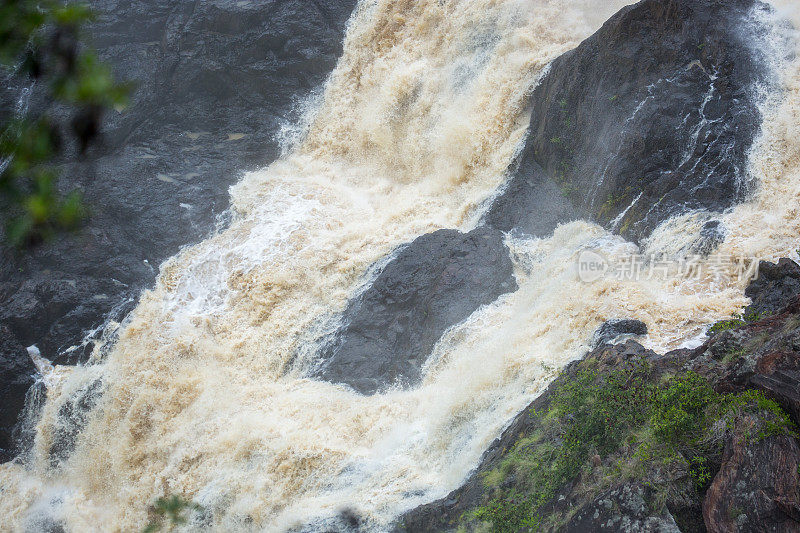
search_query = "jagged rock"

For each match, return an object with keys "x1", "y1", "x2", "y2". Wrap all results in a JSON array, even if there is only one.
[
  {"x1": 564, "y1": 484, "x2": 681, "y2": 532},
  {"x1": 703, "y1": 414, "x2": 800, "y2": 532},
  {"x1": 0, "y1": 325, "x2": 35, "y2": 463},
  {"x1": 486, "y1": 0, "x2": 768, "y2": 241},
  {"x1": 746, "y1": 259, "x2": 800, "y2": 318},
  {"x1": 0, "y1": 0, "x2": 357, "y2": 462},
  {"x1": 313, "y1": 227, "x2": 517, "y2": 395},
  {"x1": 689, "y1": 294, "x2": 800, "y2": 424},
  {"x1": 395, "y1": 342, "x2": 672, "y2": 533},
  {"x1": 592, "y1": 319, "x2": 649, "y2": 348}
]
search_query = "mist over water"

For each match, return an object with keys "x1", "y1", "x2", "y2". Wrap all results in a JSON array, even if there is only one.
[{"x1": 1, "y1": 0, "x2": 799, "y2": 531}]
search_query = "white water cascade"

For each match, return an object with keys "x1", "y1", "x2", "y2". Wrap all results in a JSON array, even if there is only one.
[{"x1": 2, "y1": 0, "x2": 800, "y2": 531}]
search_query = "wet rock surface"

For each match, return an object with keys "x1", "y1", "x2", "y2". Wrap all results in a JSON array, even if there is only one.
[
  {"x1": 398, "y1": 263, "x2": 800, "y2": 533},
  {"x1": 592, "y1": 318, "x2": 649, "y2": 348},
  {"x1": 312, "y1": 227, "x2": 517, "y2": 395},
  {"x1": 314, "y1": 0, "x2": 771, "y2": 397},
  {"x1": 703, "y1": 413, "x2": 800, "y2": 533},
  {"x1": 746, "y1": 259, "x2": 800, "y2": 318},
  {"x1": 0, "y1": 325, "x2": 35, "y2": 462},
  {"x1": 486, "y1": 0, "x2": 768, "y2": 242},
  {"x1": 0, "y1": 0, "x2": 357, "y2": 461}
]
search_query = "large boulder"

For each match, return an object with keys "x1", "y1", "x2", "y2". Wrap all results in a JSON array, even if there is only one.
[
  {"x1": 703, "y1": 414, "x2": 800, "y2": 532},
  {"x1": 312, "y1": 227, "x2": 517, "y2": 395},
  {"x1": 746, "y1": 259, "x2": 800, "y2": 318},
  {"x1": 592, "y1": 318, "x2": 649, "y2": 348},
  {"x1": 486, "y1": 0, "x2": 768, "y2": 242}
]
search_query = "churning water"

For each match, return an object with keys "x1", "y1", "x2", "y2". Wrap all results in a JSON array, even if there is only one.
[{"x1": 2, "y1": 0, "x2": 799, "y2": 531}]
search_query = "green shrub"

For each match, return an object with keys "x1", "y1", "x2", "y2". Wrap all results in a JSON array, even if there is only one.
[
  {"x1": 709, "y1": 310, "x2": 768, "y2": 336},
  {"x1": 651, "y1": 372, "x2": 715, "y2": 443},
  {"x1": 472, "y1": 364, "x2": 796, "y2": 532},
  {"x1": 143, "y1": 495, "x2": 203, "y2": 533}
]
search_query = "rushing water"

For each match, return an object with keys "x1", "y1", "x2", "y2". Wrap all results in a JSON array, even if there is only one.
[{"x1": 1, "y1": 0, "x2": 799, "y2": 531}]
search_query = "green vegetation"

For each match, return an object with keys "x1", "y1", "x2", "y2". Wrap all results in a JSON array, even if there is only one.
[
  {"x1": 1, "y1": 0, "x2": 129, "y2": 245},
  {"x1": 708, "y1": 310, "x2": 768, "y2": 335},
  {"x1": 472, "y1": 359, "x2": 796, "y2": 532},
  {"x1": 143, "y1": 495, "x2": 203, "y2": 533},
  {"x1": 560, "y1": 184, "x2": 577, "y2": 198},
  {"x1": 597, "y1": 186, "x2": 636, "y2": 220}
]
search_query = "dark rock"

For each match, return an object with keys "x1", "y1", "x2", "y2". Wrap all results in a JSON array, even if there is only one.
[
  {"x1": 564, "y1": 484, "x2": 681, "y2": 532},
  {"x1": 483, "y1": 156, "x2": 577, "y2": 237},
  {"x1": 703, "y1": 414, "x2": 800, "y2": 533},
  {"x1": 0, "y1": 272, "x2": 134, "y2": 363},
  {"x1": 0, "y1": 0, "x2": 358, "y2": 461},
  {"x1": 745, "y1": 259, "x2": 800, "y2": 318},
  {"x1": 592, "y1": 318, "x2": 649, "y2": 348},
  {"x1": 396, "y1": 342, "x2": 671, "y2": 533},
  {"x1": 0, "y1": 0, "x2": 357, "y2": 359},
  {"x1": 312, "y1": 226, "x2": 517, "y2": 395},
  {"x1": 486, "y1": 0, "x2": 768, "y2": 241},
  {"x1": 690, "y1": 294, "x2": 800, "y2": 424},
  {"x1": 0, "y1": 325, "x2": 35, "y2": 463},
  {"x1": 48, "y1": 379, "x2": 104, "y2": 468},
  {"x1": 693, "y1": 220, "x2": 728, "y2": 257}
]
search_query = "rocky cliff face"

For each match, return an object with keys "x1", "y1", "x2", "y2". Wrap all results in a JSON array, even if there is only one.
[
  {"x1": 397, "y1": 260, "x2": 800, "y2": 532},
  {"x1": 485, "y1": 0, "x2": 768, "y2": 242},
  {"x1": 0, "y1": 0, "x2": 357, "y2": 463}
]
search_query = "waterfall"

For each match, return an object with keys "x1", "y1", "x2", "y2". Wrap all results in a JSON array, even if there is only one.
[{"x1": 1, "y1": 0, "x2": 799, "y2": 531}]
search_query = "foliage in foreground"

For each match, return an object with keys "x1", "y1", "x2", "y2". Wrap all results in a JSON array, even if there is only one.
[
  {"x1": 143, "y1": 495, "x2": 203, "y2": 533},
  {"x1": 708, "y1": 310, "x2": 767, "y2": 335},
  {"x1": 472, "y1": 359, "x2": 796, "y2": 533},
  {"x1": 1, "y1": 0, "x2": 128, "y2": 245}
]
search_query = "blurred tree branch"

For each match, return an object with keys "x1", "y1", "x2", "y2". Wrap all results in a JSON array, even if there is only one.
[{"x1": 1, "y1": 0, "x2": 130, "y2": 246}]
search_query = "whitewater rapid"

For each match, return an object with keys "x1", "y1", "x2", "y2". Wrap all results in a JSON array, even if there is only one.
[{"x1": 2, "y1": 0, "x2": 800, "y2": 531}]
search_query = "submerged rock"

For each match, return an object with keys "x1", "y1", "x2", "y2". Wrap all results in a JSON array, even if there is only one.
[
  {"x1": 592, "y1": 318, "x2": 649, "y2": 348},
  {"x1": 312, "y1": 227, "x2": 517, "y2": 395},
  {"x1": 48, "y1": 379, "x2": 104, "y2": 468},
  {"x1": 486, "y1": 0, "x2": 768, "y2": 242}
]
